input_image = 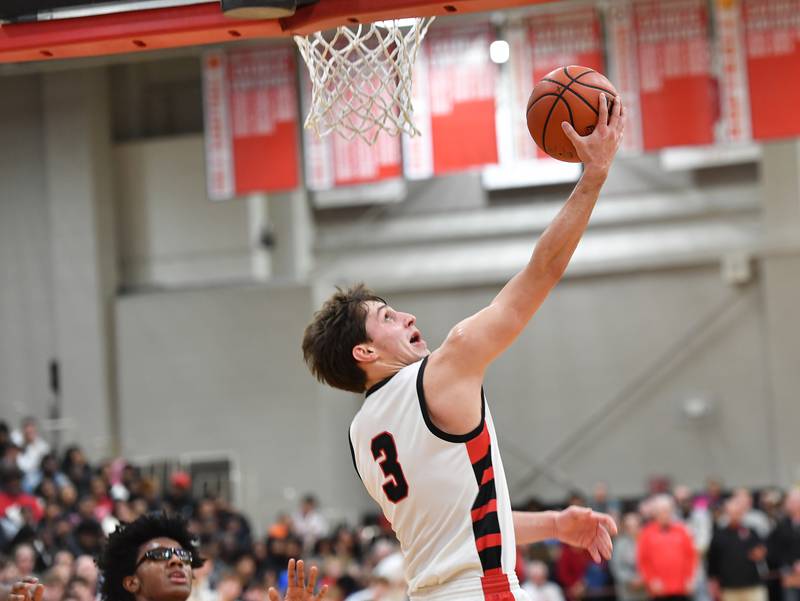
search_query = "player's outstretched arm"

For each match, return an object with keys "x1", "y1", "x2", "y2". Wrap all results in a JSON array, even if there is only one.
[
  {"x1": 268, "y1": 559, "x2": 328, "y2": 601},
  {"x1": 429, "y1": 95, "x2": 624, "y2": 377},
  {"x1": 513, "y1": 507, "x2": 618, "y2": 563}
]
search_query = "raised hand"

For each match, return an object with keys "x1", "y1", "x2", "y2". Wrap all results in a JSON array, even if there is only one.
[
  {"x1": 555, "y1": 506, "x2": 618, "y2": 563},
  {"x1": 561, "y1": 93, "x2": 624, "y2": 175},
  {"x1": 8, "y1": 578, "x2": 44, "y2": 601},
  {"x1": 268, "y1": 559, "x2": 328, "y2": 601}
]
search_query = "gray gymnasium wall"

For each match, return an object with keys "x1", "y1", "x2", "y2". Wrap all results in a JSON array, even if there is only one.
[
  {"x1": 115, "y1": 284, "x2": 370, "y2": 524},
  {"x1": 0, "y1": 74, "x2": 55, "y2": 425},
  {"x1": 0, "y1": 68, "x2": 119, "y2": 457},
  {"x1": 2, "y1": 55, "x2": 800, "y2": 529}
]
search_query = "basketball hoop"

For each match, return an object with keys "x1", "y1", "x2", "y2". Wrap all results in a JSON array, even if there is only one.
[{"x1": 294, "y1": 17, "x2": 434, "y2": 145}]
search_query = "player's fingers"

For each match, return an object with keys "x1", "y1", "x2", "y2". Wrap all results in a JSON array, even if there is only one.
[
  {"x1": 561, "y1": 121, "x2": 581, "y2": 143},
  {"x1": 598, "y1": 526, "x2": 613, "y2": 559},
  {"x1": 599, "y1": 521, "x2": 614, "y2": 544},
  {"x1": 317, "y1": 584, "x2": 329, "y2": 601},
  {"x1": 307, "y1": 565, "x2": 318, "y2": 592},
  {"x1": 12, "y1": 582, "x2": 35, "y2": 598},
  {"x1": 297, "y1": 559, "x2": 305, "y2": 588},
  {"x1": 603, "y1": 539, "x2": 613, "y2": 560},
  {"x1": 587, "y1": 541, "x2": 601, "y2": 563},
  {"x1": 599, "y1": 513, "x2": 618, "y2": 537},
  {"x1": 288, "y1": 558, "x2": 296, "y2": 587},
  {"x1": 594, "y1": 541, "x2": 605, "y2": 563},
  {"x1": 597, "y1": 93, "x2": 608, "y2": 128},
  {"x1": 608, "y1": 95, "x2": 622, "y2": 128},
  {"x1": 33, "y1": 584, "x2": 44, "y2": 601},
  {"x1": 267, "y1": 587, "x2": 280, "y2": 601}
]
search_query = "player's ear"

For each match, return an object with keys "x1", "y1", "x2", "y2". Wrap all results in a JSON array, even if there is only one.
[
  {"x1": 353, "y1": 343, "x2": 377, "y2": 364},
  {"x1": 123, "y1": 576, "x2": 140, "y2": 594}
]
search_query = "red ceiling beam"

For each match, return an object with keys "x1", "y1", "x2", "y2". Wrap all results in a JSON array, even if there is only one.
[
  {"x1": 0, "y1": 2, "x2": 283, "y2": 63},
  {"x1": 284, "y1": 0, "x2": 561, "y2": 35},
  {"x1": 0, "y1": 0, "x2": 559, "y2": 64}
]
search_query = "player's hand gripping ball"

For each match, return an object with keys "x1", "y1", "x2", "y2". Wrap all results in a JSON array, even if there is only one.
[{"x1": 527, "y1": 65, "x2": 618, "y2": 162}]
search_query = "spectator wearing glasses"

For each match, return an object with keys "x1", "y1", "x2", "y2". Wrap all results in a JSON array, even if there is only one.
[{"x1": 96, "y1": 512, "x2": 204, "y2": 601}]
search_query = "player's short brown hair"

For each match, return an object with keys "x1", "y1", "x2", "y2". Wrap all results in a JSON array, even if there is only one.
[{"x1": 302, "y1": 284, "x2": 385, "y2": 393}]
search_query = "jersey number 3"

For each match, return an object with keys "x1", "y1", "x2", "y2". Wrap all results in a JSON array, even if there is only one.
[{"x1": 371, "y1": 432, "x2": 409, "y2": 503}]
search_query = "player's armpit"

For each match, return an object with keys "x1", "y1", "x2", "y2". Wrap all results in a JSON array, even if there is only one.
[{"x1": 422, "y1": 348, "x2": 485, "y2": 438}]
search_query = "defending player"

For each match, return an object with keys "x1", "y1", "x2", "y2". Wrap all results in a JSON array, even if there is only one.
[
  {"x1": 6, "y1": 513, "x2": 326, "y2": 601},
  {"x1": 302, "y1": 94, "x2": 624, "y2": 601}
]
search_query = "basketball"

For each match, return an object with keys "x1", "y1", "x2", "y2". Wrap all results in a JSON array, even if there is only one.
[{"x1": 526, "y1": 65, "x2": 618, "y2": 163}]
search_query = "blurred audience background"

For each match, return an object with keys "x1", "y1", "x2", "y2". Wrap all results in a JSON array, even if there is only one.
[{"x1": 2, "y1": 417, "x2": 800, "y2": 601}]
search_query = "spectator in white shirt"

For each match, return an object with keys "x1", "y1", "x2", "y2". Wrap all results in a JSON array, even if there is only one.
[
  {"x1": 11, "y1": 418, "x2": 50, "y2": 478},
  {"x1": 523, "y1": 561, "x2": 566, "y2": 601},
  {"x1": 291, "y1": 495, "x2": 329, "y2": 554}
]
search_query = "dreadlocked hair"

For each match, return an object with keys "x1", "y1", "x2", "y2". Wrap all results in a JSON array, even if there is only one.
[{"x1": 97, "y1": 512, "x2": 204, "y2": 601}]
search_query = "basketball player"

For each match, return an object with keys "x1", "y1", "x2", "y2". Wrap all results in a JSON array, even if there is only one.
[
  {"x1": 6, "y1": 513, "x2": 325, "y2": 601},
  {"x1": 302, "y1": 94, "x2": 624, "y2": 601}
]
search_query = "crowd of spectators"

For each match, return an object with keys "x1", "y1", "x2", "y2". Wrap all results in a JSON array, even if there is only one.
[
  {"x1": 2, "y1": 417, "x2": 800, "y2": 601},
  {"x1": 521, "y1": 482, "x2": 800, "y2": 601}
]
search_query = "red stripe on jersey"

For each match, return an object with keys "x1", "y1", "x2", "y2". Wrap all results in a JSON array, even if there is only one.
[
  {"x1": 475, "y1": 533, "x2": 502, "y2": 551},
  {"x1": 465, "y1": 422, "x2": 490, "y2": 464},
  {"x1": 466, "y1": 421, "x2": 514, "y2": 599},
  {"x1": 471, "y1": 499, "x2": 497, "y2": 521},
  {"x1": 481, "y1": 571, "x2": 513, "y2": 597}
]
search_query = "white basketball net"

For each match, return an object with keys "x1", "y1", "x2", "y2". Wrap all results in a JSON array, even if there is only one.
[{"x1": 294, "y1": 17, "x2": 434, "y2": 145}]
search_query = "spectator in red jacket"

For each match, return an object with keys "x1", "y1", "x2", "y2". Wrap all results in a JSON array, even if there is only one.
[
  {"x1": 637, "y1": 495, "x2": 698, "y2": 601},
  {"x1": 557, "y1": 544, "x2": 592, "y2": 601}
]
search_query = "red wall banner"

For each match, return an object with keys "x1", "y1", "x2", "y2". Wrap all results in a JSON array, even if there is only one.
[
  {"x1": 202, "y1": 46, "x2": 300, "y2": 201},
  {"x1": 405, "y1": 24, "x2": 498, "y2": 179},
  {"x1": 605, "y1": 1, "x2": 644, "y2": 153},
  {"x1": 743, "y1": 0, "x2": 800, "y2": 140},
  {"x1": 633, "y1": 0, "x2": 717, "y2": 150}
]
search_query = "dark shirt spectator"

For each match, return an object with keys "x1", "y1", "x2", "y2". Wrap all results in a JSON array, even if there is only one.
[
  {"x1": 768, "y1": 489, "x2": 800, "y2": 601},
  {"x1": 60, "y1": 447, "x2": 92, "y2": 498},
  {"x1": 164, "y1": 472, "x2": 196, "y2": 519},
  {"x1": 707, "y1": 498, "x2": 767, "y2": 590}
]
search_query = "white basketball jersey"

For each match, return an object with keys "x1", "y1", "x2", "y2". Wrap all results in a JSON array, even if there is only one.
[{"x1": 349, "y1": 357, "x2": 526, "y2": 601}]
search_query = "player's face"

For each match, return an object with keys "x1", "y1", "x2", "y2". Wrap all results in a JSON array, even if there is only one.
[
  {"x1": 130, "y1": 537, "x2": 193, "y2": 601},
  {"x1": 363, "y1": 301, "x2": 429, "y2": 366}
]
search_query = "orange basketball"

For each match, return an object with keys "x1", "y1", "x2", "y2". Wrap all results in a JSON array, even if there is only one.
[{"x1": 526, "y1": 65, "x2": 618, "y2": 163}]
